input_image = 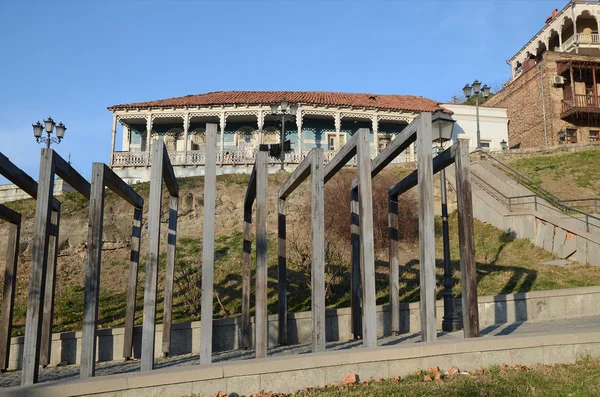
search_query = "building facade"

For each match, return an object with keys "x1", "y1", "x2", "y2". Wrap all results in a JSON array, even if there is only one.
[
  {"x1": 108, "y1": 91, "x2": 508, "y2": 183},
  {"x1": 487, "y1": 1, "x2": 600, "y2": 148}
]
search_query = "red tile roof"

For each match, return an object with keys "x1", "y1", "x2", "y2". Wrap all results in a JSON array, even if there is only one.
[{"x1": 108, "y1": 91, "x2": 441, "y2": 113}]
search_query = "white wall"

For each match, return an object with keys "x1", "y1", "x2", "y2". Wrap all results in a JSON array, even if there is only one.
[{"x1": 443, "y1": 104, "x2": 509, "y2": 151}]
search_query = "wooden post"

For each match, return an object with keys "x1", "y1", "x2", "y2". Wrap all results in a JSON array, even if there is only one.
[
  {"x1": 455, "y1": 138, "x2": 479, "y2": 338},
  {"x1": 0, "y1": 216, "x2": 20, "y2": 372},
  {"x1": 22, "y1": 149, "x2": 55, "y2": 385},
  {"x1": 141, "y1": 141, "x2": 164, "y2": 372},
  {"x1": 388, "y1": 195, "x2": 400, "y2": 334},
  {"x1": 123, "y1": 207, "x2": 142, "y2": 359},
  {"x1": 355, "y1": 129, "x2": 377, "y2": 348},
  {"x1": 311, "y1": 148, "x2": 326, "y2": 352},
  {"x1": 277, "y1": 198, "x2": 287, "y2": 346},
  {"x1": 40, "y1": 207, "x2": 60, "y2": 367},
  {"x1": 255, "y1": 150, "x2": 268, "y2": 358},
  {"x1": 80, "y1": 164, "x2": 106, "y2": 379},
  {"x1": 162, "y1": 195, "x2": 178, "y2": 357},
  {"x1": 200, "y1": 123, "x2": 217, "y2": 364},
  {"x1": 416, "y1": 113, "x2": 437, "y2": 342},
  {"x1": 350, "y1": 187, "x2": 362, "y2": 340},
  {"x1": 242, "y1": 202, "x2": 252, "y2": 350}
]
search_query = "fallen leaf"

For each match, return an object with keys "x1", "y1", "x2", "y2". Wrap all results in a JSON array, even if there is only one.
[
  {"x1": 342, "y1": 373, "x2": 358, "y2": 385},
  {"x1": 424, "y1": 375, "x2": 432, "y2": 382}
]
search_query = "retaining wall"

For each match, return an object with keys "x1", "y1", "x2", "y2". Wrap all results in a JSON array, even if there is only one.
[{"x1": 5, "y1": 286, "x2": 600, "y2": 371}]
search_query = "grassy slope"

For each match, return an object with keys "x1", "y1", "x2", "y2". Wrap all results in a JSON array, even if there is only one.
[{"x1": 1, "y1": 163, "x2": 600, "y2": 336}]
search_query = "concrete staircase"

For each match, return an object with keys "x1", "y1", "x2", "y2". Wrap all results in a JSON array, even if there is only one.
[{"x1": 446, "y1": 157, "x2": 600, "y2": 265}]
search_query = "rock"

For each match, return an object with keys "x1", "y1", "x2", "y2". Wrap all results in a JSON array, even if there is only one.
[{"x1": 342, "y1": 373, "x2": 358, "y2": 385}]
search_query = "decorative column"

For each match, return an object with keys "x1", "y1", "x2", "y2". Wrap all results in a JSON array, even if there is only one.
[
  {"x1": 335, "y1": 112, "x2": 341, "y2": 151},
  {"x1": 183, "y1": 113, "x2": 189, "y2": 165},
  {"x1": 296, "y1": 110, "x2": 303, "y2": 152},
  {"x1": 110, "y1": 114, "x2": 118, "y2": 166},
  {"x1": 146, "y1": 115, "x2": 153, "y2": 165},
  {"x1": 219, "y1": 112, "x2": 226, "y2": 163},
  {"x1": 122, "y1": 124, "x2": 130, "y2": 152},
  {"x1": 372, "y1": 115, "x2": 379, "y2": 156},
  {"x1": 257, "y1": 110, "x2": 264, "y2": 144},
  {"x1": 559, "y1": 32, "x2": 563, "y2": 50}
]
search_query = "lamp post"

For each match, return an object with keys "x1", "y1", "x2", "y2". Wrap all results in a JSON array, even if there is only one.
[
  {"x1": 33, "y1": 117, "x2": 67, "y2": 149},
  {"x1": 432, "y1": 107, "x2": 461, "y2": 332},
  {"x1": 500, "y1": 139, "x2": 508, "y2": 151},
  {"x1": 270, "y1": 99, "x2": 298, "y2": 171},
  {"x1": 463, "y1": 81, "x2": 491, "y2": 149}
]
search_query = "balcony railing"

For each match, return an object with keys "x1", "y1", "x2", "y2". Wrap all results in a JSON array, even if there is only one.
[
  {"x1": 562, "y1": 94, "x2": 600, "y2": 116},
  {"x1": 111, "y1": 149, "x2": 418, "y2": 168},
  {"x1": 561, "y1": 33, "x2": 600, "y2": 52}
]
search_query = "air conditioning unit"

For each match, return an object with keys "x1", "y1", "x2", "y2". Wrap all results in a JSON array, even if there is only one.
[{"x1": 553, "y1": 76, "x2": 565, "y2": 86}]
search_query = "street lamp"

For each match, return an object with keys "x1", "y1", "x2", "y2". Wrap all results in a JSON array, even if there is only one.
[
  {"x1": 500, "y1": 139, "x2": 508, "y2": 151},
  {"x1": 463, "y1": 81, "x2": 491, "y2": 149},
  {"x1": 33, "y1": 117, "x2": 67, "y2": 149},
  {"x1": 432, "y1": 107, "x2": 461, "y2": 332},
  {"x1": 270, "y1": 98, "x2": 298, "y2": 170}
]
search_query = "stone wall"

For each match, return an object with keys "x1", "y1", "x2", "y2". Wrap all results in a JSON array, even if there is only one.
[{"x1": 0, "y1": 179, "x2": 75, "y2": 204}]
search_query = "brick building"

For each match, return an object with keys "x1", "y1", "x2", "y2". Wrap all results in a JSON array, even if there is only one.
[{"x1": 486, "y1": 1, "x2": 600, "y2": 148}]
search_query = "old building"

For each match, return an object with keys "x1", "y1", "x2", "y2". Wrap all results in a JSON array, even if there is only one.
[{"x1": 487, "y1": 1, "x2": 600, "y2": 148}]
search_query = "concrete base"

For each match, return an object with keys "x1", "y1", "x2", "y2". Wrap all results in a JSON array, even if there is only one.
[{"x1": 5, "y1": 329, "x2": 600, "y2": 397}]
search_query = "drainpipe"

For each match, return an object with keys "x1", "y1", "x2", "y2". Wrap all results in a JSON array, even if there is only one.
[
  {"x1": 539, "y1": 61, "x2": 549, "y2": 147},
  {"x1": 571, "y1": 0, "x2": 579, "y2": 54}
]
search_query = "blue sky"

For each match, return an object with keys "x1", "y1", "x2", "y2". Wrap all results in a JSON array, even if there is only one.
[{"x1": 0, "y1": 0, "x2": 565, "y2": 183}]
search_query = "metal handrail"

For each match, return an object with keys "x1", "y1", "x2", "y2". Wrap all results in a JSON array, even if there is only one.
[{"x1": 470, "y1": 170, "x2": 600, "y2": 233}]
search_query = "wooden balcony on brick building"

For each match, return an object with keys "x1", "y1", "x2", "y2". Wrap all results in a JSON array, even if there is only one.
[{"x1": 561, "y1": 94, "x2": 600, "y2": 118}]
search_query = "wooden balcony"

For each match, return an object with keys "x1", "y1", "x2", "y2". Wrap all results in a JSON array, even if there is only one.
[{"x1": 561, "y1": 94, "x2": 600, "y2": 118}]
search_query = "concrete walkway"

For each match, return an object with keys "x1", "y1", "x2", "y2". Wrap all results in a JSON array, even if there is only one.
[{"x1": 1, "y1": 314, "x2": 599, "y2": 389}]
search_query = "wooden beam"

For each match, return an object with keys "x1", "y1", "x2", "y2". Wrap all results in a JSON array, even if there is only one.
[
  {"x1": 323, "y1": 132, "x2": 359, "y2": 184},
  {"x1": 141, "y1": 141, "x2": 165, "y2": 371},
  {"x1": 277, "y1": 197, "x2": 287, "y2": 346},
  {"x1": 162, "y1": 195, "x2": 178, "y2": 357},
  {"x1": 161, "y1": 144, "x2": 179, "y2": 198},
  {"x1": 0, "y1": 203, "x2": 21, "y2": 224},
  {"x1": 350, "y1": 187, "x2": 362, "y2": 340},
  {"x1": 52, "y1": 150, "x2": 91, "y2": 200},
  {"x1": 241, "y1": 201, "x2": 252, "y2": 350},
  {"x1": 0, "y1": 219, "x2": 20, "y2": 372},
  {"x1": 102, "y1": 164, "x2": 144, "y2": 209},
  {"x1": 123, "y1": 207, "x2": 142, "y2": 359},
  {"x1": 255, "y1": 150, "x2": 268, "y2": 358},
  {"x1": 455, "y1": 138, "x2": 479, "y2": 338},
  {"x1": 279, "y1": 149, "x2": 314, "y2": 199},
  {"x1": 200, "y1": 123, "x2": 218, "y2": 364},
  {"x1": 388, "y1": 197, "x2": 400, "y2": 334},
  {"x1": 21, "y1": 148, "x2": 55, "y2": 385},
  {"x1": 356, "y1": 129, "x2": 377, "y2": 348},
  {"x1": 389, "y1": 143, "x2": 457, "y2": 197},
  {"x1": 416, "y1": 112, "x2": 437, "y2": 342},
  {"x1": 244, "y1": 166, "x2": 257, "y2": 211},
  {"x1": 40, "y1": 208, "x2": 60, "y2": 367},
  {"x1": 311, "y1": 148, "x2": 326, "y2": 352},
  {"x1": 80, "y1": 163, "x2": 106, "y2": 379}
]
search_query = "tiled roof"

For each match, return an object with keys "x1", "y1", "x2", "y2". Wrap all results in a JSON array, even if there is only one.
[{"x1": 108, "y1": 91, "x2": 441, "y2": 113}]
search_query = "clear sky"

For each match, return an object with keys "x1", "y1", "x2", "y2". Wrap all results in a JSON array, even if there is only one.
[{"x1": 0, "y1": 0, "x2": 566, "y2": 183}]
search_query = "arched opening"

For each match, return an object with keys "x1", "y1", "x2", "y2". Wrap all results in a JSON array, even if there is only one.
[
  {"x1": 577, "y1": 10, "x2": 597, "y2": 42},
  {"x1": 548, "y1": 29, "x2": 560, "y2": 51},
  {"x1": 236, "y1": 126, "x2": 257, "y2": 150},
  {"x1": 190, "y1": 127, "x2": 206, "y2": 151},
  {"x1": 535, "y1": 41, "x2": 547, "y2": 62},
  {"x1": 262, "y1": 126, "x2": 280, "y2": 145},
  {"x1": 561, "y1": 16, "x2": 575, "y2": 48},
  {"x1": 164, "y1": 128, "x2": 182, "y2": 152}
]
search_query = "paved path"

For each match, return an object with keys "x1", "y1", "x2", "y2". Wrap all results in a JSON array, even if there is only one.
[{"x1": 2, "y1": 315, "x2": 599, "y2": 388}]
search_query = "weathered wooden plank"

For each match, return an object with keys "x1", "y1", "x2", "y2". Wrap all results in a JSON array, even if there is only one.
[
  {"x1": 123, "y1": 207, "x2": 142, "y2": 359},
  {"x1": 162, "y1": 195, "x2": 178, "y2": 356},
  {"x1": 277, "y1": 198, "x2": 287, "y2": 346},
  {"x1": 80, "y1": 164, "x2": 106, "y2": 379},
  {"x1": 200, "y1": 123, "x2": 218, "y2": 364},
  {"x1": 141, "y1": 141, "x2": 165, "y2": 372},
  {"x1": 416, "y1": 112, "x2": 437, "y2": 342},
  {"x1": 388, "y1": 196, "x2": 400, "y2": 334},
  {"x1": 309, "y1": 148, "x2": 326, "y2": 352},
  {"x1": 40, "y1": 207, "x2": 60, "y2": 367},
  {"x1": 349, "y1": 187, "x2": 362, "y2": 340},
  {"x1": 255, "y1": 150, "x2": 268, "y2": 358},
  {"x1": 356, "y1": 129, "x2": 377, "y2": 348},
  {"x1": 162, "y1": 144, "x2": 179, "y2": 198},
  {"x1": 102, "y1": 164, "x2": 144, "y2": 209},
  {"x1": 278, "y1": 149, "x2": 314, "y2": 199},
  {"x1": 0, "y1": 152, "x2": 59, "y2": 210},
  {"x1": 241, "y1": 203, "x2": 252, "y2": 350},
  {"x1": 52, "y1": 151, "x2": 91, "y2": 200},
  {"x1": 0, "y1": 204, "x2": 21, "y2": 224},
  {"x1": 244, "y1": 166, "x2": 257, "y2": 210},
  {"x1": 323, "y1": 132, "x2": 359, "y2": 184},
  {"x1": 389, "y1": 143, "x2": 457, "y2": 197},
  {"x1": 22, "y1": 149, "x2": 55, "y2": 385},
  {"x1": 455, "y1": 138, "x2": 480, "y2": 338},
  {"x1": 0, "y1": 219, "x2": 20, "y2": 371}
]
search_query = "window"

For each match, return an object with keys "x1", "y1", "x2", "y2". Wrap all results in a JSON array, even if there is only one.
[
  {"x1": 567, "y1": 129, "x2": 577, "y2": 144},
  {"x1": 328, "y1": 135, "x2": 336, "y2": 151},
  {"x1": 480, "y1": 141, "x2": 491, "y2": 151},
  {"x1": 378, "y1": 135, "x2": 391, "y2": 152},
  {"x1": 590, "y1": 130, "x2": 599, "y2": 142}
]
